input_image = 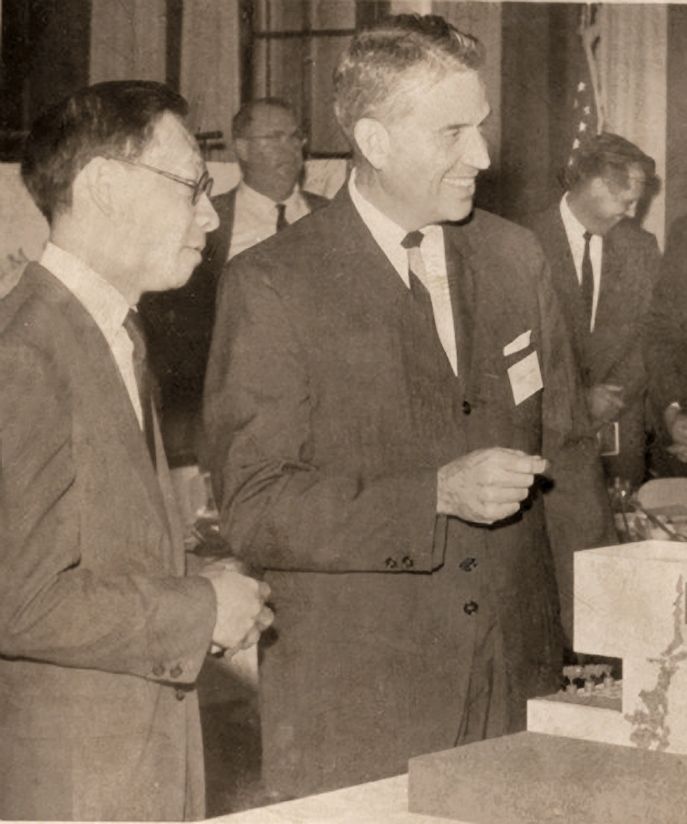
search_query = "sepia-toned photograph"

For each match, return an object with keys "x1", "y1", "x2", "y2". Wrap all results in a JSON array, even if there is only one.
[{"x1": 1, "y1": 1, "x2": 687, "y2": 822}]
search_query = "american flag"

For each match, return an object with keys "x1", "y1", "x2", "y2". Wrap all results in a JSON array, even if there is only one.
[{"x1": 567, "y1": 4, "x2": 606, "y2": 167}]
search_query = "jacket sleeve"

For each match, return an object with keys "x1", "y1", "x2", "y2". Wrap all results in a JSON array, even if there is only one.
[
  {"x1": 0, "y1": 344, "x2": 217, "y2": 684},
  {"x1": 603, "y1": 231, "x2": 660, "y2": 403},
  {"x1": 203, "y1": 261, "x2": 442, "y2": 574},
  {"x1": 644, "y1": 221, "x2": 687, "y2": 415}
]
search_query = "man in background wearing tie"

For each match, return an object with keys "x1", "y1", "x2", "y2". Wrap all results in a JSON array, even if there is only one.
[
  {"x1": 139, "y1": 98, "x2": 327, "y2": 467},
  {"x1": 0, "y1": 80, "x2": 272, "y2": 821},
  {"x1": 525, "y1": 133, "x2": 659, "y2": 487},
  {"x1": 204, "y1": 14, "x2": 613, "y2": 799}
]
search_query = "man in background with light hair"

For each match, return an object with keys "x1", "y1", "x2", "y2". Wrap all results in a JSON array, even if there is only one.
[
  {"x1": 139, "y1": 97, "x2": 327, "y2": 467},
  {"x1": 205, "y1": 14, "x2": 613, "y2": 798},
  {"x1": 526, "y1": 132, "x2": 659, "y2": 488}
]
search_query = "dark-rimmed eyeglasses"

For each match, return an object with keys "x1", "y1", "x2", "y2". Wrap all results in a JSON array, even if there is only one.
[
  {"x1": 241, "y1": 129, "x2": 306, "y2": 146},
  {"x1": 115, "y1": 158, "x2": 213, "y2": 205}
]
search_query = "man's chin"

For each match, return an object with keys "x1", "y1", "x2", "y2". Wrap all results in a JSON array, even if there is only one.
[
  {"x1": 161, "y1": 267, "x2": 196, "y2": 292},
  {"x1": 443, "y1": 201, "x2": 474, "y2": 224}
]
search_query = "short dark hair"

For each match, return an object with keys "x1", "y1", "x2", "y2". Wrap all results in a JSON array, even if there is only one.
[
  {"x1": 21, "y1": 80, "x2": 188, "y2": 223},
  {"x1": 565, "y1": 132, "x2": 656, "y2": 192},
  {"x1": 231, "y1": 97, "x2": 296, "y2": 140},
  {"x1": 334, "y1": 14, "x2": 484, "y2": 148}
]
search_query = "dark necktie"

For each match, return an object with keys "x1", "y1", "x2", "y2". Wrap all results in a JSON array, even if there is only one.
[
  {"x1": 401, "y1": 230, "x2": 432, "y2": 306},
  {"x1": 581, "y1": 230, "x2": 594, "y2": 332},
  {"x1": 401, "y1": 230, "x2": 459, "y2": 374},
  {"x1": 276, "y1": 203, "x2": 288, "y2": 232},
  {"x1": 123, "y1": 309, "x2": 156, "y2": 467}
]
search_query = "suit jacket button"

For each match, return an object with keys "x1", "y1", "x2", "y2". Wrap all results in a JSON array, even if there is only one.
[
  {"x1": 170, "y1": 664, "x2": 183, "y2": 679},
  {"x1": 459, "y1": 557, "x2": 478, "y2": 572},
  {"x1": 462, "y1": 400, "x2": 471, "y2": 415},
  {"x1": 152, "y1": 663, "x2": 165, "y2": 677},
  {"x1": 401, "y1": 555, "x2": 414, "y2": 569},
  {"x1": 463, "y1": 600, "x2": 479, "y2": 616},
  {"x1": 385, "y1": 557, "x2": 398, "y2": 570},
  {"x1": 175, "y1": 688, "x2": 186, "y2": 701}
]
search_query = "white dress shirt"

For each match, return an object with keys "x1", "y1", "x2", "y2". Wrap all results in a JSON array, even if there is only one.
[
  {"x1": 40, "y1": 242, "x2": 144, "y2": 427},
  {"x1": 560, "y1": 194, "x2": 603, "y2": 332},
  {"x1": 348, "y1": 171, "x2": 458, "y2": 374},
  {"x1": 228, "y1": 181, "x2": 311, "y2": 261}
]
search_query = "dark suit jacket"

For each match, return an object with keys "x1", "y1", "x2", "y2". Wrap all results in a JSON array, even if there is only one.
[
  {"x1": 525, "y1": 206, "x2": 660, "y2": 483},
  {"x1": 204, "y1": 187, "x2": 614, "y2": 797},
  {"x1": 139, "y1": 185, "x2": 328, "y2": 467},
  {"x1": 644, "y1": 214, "x2": 687, "y2": 474},
  {"x1": 0, "y1": 263, "x2": 216, "y2": 821}
]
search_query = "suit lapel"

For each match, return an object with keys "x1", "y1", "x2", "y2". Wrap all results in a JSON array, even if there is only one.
[
  {"x1": 595, "y1": 228, "x2": 625, "y2": 335},
  {"x1": 29, "y1": 266, "x2": 173, "y2": 536},
  {"x1": 325, "y1": 190, "x2": 466, "y2": 386},
  {"x1": 443, "y1": 227, "x2": 472, "y2": 392},
  {"x1": 536, "y1": 209, "x2": 592, "y2": 369},
  {"x1": 212, "y1": 188, "x2": 236, "y2": 271},
  {"x1": 548, "y1": 211, "x2": 589, "y2": 337},
  {"x1": 444, "y1": 216, "x2": 533, "y2": 398}
]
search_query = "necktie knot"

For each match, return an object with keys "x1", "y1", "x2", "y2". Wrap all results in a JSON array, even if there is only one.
[
  {"x1": 583, "y1": 230, "x2": 593, "y2": 243},
  {"x1": 123, "y1": 309, "x2": 147, "y2": 360},
  {"x1": 401, "y1": 230, "x2": 424, "y2": 250},
  {"x1": 276, "y1": 202, "x2": 288, "y2": 231}
]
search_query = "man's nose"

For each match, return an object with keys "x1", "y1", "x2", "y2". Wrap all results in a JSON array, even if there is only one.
[
  {"x1": 464, "y1": 127, "x2": 490, "y2": 170},
  {"x1": 196, "y1": 193, "x2": 219, "y2": 232}
]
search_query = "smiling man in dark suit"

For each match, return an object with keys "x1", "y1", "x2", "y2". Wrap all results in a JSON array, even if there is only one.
[
  {"x1": 525, "y1": 133, "x2": 660, "y2": 487},
  {"x1": 204, "y1": 14, "x2": 613, "y2": 799},
  {"x1": 0, "y1": 80, "x2": 272, "y2": 821}
]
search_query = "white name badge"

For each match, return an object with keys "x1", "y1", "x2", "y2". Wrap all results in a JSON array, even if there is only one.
[
  {"x1": 507, "y1": 350, "x2": 543, "y2": 406},
  {"x1": 503, "y1": 329, "x2": 532, "y2": 357}
]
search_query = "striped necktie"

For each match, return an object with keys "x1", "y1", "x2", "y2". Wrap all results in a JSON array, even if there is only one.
[{"x1": 123, "y1": 309, "x2": 156, "y2": 467}]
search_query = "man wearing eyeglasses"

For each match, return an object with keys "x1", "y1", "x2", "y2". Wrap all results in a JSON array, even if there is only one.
[
  {"x1": 139, "y1": 97, "x2": 328, "y2": 468},
  {"x1": 0, "y1": 80, "x2": 273, "y2": 821},
  {"x1": 221, "y1": 97, "x2": 329, "y2": 260}
]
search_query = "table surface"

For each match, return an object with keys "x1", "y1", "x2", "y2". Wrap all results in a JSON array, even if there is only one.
[
  {"x1": 210, "y1": 774, "x2": 463, "y2": 824},
  {"x1": 1, "y1": 777, "x2": 463, "y2": 824}
]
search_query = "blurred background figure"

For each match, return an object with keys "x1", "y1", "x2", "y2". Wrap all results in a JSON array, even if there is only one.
[
  {"x1": 525, "y1": 133, "x2": 660, "y2": 488},
  {"x1": 138, "y1": 98, "x2": 328, "y2": 470},
  {"x1": 645, "y1": 213, "x2": 687, "y2": 476}
]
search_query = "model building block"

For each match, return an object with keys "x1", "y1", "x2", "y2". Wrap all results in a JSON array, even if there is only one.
[
  {"x1": 408, "y1": 731, "x2": 687, "y2": 823},
  {"x1": 408, "y1": 541, "x2": 687, "y2": 821}
]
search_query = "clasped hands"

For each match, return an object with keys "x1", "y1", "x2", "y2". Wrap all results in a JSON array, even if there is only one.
[
  {"x1": 586, "y1": 383, "x2": 625, "y2": 427},
  {"x1": 437, "y1": 446, "x2": 548, "y2": 524},
  {"x1": 199, "y1": 558, "x2": 274, "y2": 657}
]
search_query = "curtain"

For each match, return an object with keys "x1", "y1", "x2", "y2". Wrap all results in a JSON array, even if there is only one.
[
  {"x1": 180, "y1": 0, "x2": 241, "y2": 161},
  {"x1": 598, "y1": 4, "x2": 668, "y2": 248},
  {"x1": 90, "y1": 0, "x2": 167, "y2": 84}
]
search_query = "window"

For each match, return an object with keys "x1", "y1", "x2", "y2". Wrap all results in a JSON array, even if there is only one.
[{"x1": 242, "y1": 0, "x2": 389, "y2": 157}]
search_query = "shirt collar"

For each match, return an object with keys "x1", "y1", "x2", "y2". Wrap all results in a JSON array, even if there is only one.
[
  {"x1": 237, "y1": 179, "x2": 303, "y2": 212},
  {"x1": 348, "y1": 169, "x2": 442, "y2": 283},
  {"x1": 40, "y1": 241, "x2": 131, "y2": 344},
  {"x1": 560, "y1": 193, "x2": 596, "y2": 244}
]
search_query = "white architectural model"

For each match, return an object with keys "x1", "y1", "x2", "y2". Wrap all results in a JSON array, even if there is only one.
[{"x1": 528, "y1": 540, "x2": 687, "y2": 754}]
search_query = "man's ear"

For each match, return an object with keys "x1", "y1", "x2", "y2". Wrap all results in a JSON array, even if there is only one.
[
  {"x1": 589, "y1": 176, "x2": 612, "y2": 198},
  {"x1": 233, "y1": 137, "x2": 250, "y2": 164},
  {"x1": 353, "y1": 117, "x2": 390, "y2": 171},
  {"x1": 75, "y1": 156, "x2": 120, "y2": 217}
]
